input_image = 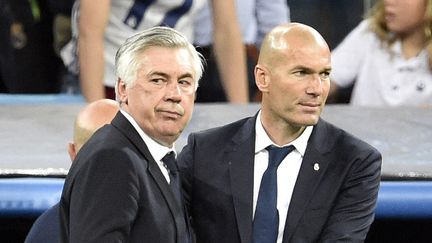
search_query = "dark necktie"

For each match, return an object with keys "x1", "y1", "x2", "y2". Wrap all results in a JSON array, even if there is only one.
[
  {"x1": 162, "y1": 151, "x2": 192, "y2": 243},
  {"x1": 162, "y1": 151, "x2": 183, "y2": 206},
  {"x1": 252, "y1": 145, "x2": 295, "y2": 243}
]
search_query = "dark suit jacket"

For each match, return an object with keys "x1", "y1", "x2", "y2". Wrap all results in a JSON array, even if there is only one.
[
  {"x1": 60, "y1": 112, "x2": 189, "y2": 243},
  {"x1": 25, "y1": 203, "x2": 60, "y2": 243},
  {"x1": 178, "y1": 115, "x2": 382, "y2": 243}
]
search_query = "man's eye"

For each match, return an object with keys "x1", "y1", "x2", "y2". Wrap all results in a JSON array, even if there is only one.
[
  {"x1": 320, "y1": 72, "x2": 330, "y2": 79},
  {"x1": 178, "y1": 79, "x2": 191, "y2": 86},
  {"x1": 150, "y1": 79, "x2": 164, "y2": 84},
  {"x1": 293, "y1": 70, "x2": 307, "y2": 76},
  {"x1": 178, "y1": 79, "x2": 195, "y2": 93}
]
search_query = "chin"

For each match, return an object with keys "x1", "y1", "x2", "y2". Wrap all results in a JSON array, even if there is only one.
[
  {"x1": 157, "y1": 125, "x2": 182, "y2": 136},
  {"x1": 299, "y1": 115, "x2": 320, "y2": 126}
]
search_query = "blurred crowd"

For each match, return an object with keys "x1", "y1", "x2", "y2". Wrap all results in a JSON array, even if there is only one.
[{"x1": 1, "y1": 0, "x2": 430, "y2": 107}]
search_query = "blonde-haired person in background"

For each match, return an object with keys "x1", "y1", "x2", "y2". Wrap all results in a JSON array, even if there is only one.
[{"x1": 329, "y1": 0, "x2": 432, "y2": 107}]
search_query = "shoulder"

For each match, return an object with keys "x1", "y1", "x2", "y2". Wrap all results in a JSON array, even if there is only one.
[
  {"x1": 190, "y1": 116, "x2": 253, "y2": 141},
  {"x1": 75, "y1": 124, "x2": 129, "y2": 159},
  {"x1": 311, "y1": 120, "x2": 382, "y2": 181},
  {"x1": 180, "y1": 116, "x2": 254, "y2": 155},
  {"x1": 317, "y1": 120, "x2": 382, "y2": 185},
  {"x1": 316, "y1": 119, "x2": 381, "y2": 158},
  {"x1": 66, "y1": 124, "x2": 144, "y2": 184}
]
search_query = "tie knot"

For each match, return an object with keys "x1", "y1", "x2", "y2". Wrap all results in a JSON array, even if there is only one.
[
  {"x1": 266, "y1": 145, "x2": 295, "y2": 168},
  {"x1": 162, "y1": 151, "x2": 178, "y2": 173}
]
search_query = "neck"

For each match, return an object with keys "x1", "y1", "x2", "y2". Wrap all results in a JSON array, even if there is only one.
[
  {"x1": 153, "y1": 136, "x2": 176, "y2": 148},
  {"x1": 399, "y1": 26, "x2": 427, "y2": 59},
  {"x1": 260, "y1": 111, "x2": 305, "y2": 146}
]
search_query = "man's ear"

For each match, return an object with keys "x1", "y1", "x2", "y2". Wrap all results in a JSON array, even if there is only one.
[
  {"x1": 67, "y1": 142, "x2": 77, "y2": 162},
  {"x1": 117, "y1": 79, "x2": 128, "y2": 105},
  {"x1": 255, "y1": 64, "x2": 270, "y2": 93}
]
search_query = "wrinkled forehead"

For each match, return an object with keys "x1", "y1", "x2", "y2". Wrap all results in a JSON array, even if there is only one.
[{"x1": 289, "y1": 45, "x2": 331, "y2": 67}]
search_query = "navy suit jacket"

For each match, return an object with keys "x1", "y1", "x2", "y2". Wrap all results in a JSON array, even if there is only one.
[
  {"x1": 24, "y1": 203, "x2": 60, "y2": 243},
  {"x1": 178, "y1": 115, "x2": 382, "y2": 243},
  {"x1": 59, "y1": 112, "x2": 189, "y2": 242}
]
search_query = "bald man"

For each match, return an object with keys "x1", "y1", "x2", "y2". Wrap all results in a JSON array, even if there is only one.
[
  {"x1": 25, "y1": 99, "x2": 119, "y2": 243},
  {"x1": 67, "y1": 98, "x2": 119, "y2": 161},
  {"x1": 178, "y1": 23, "x2": 382, "y2": 243}
]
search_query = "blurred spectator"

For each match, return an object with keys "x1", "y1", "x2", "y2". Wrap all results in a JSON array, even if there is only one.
[
  {"x1": 46, "y1": 0, "x2": 77, "y2": 95},
  {"x1": 194, "y1": 0, "x2": 290, "y2": 102},
  {"x1": 329, "y1": 0, "x2": 432, "y2": 107},
  {"x1": 61, "y1": 0, "x2": 248, "y2": 103},
  {"x1": 46, "y1": 0, "x2": 74, "y2": 56},
  {"x1": 0, "y1": 0, "x2": 63, "y2": 93}
]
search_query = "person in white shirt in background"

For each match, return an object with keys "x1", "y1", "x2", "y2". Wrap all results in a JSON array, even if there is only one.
[
  {"x1": 61, "y1": 0, "x2": 248, "y2": 104},
  {"x1": 329, "y1": 0, "x2": 432, "y2": 107}
]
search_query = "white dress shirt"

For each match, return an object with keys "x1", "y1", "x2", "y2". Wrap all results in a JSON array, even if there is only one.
[
  {"x1": 254, "y1": 111, "x2": 313, "y2": 243},
  {"x1": 120, "y1": 110, "x2": 175, "y2": 183}
]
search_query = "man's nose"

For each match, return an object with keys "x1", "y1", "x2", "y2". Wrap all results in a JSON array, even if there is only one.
[
  {"x1": 165, "y1": 81, "x2": 182, "y2": 101},
  {"x1": 305, "y1": 74, "x2": 323, "y2": 96}
]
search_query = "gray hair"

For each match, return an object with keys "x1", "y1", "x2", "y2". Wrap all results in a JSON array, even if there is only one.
[{"x1": 115, "y1": 26, "x2": 204, "y2": 93}]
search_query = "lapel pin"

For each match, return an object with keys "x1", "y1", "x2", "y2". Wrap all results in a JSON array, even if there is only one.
[{"x1": 314, "y1": 163, "x2": 320, "y2": 171}]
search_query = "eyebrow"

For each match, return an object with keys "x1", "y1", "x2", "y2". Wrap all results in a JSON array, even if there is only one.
[
  {"x1": 148, "y1": 71, "x2": 169, "y2": 79},
  {"x1": 292, "y1": 65, "x2": 332, "y2": 73},
  {"x1": 148, "y1": 71, "x2": 194, "y2": 80},
  {"x1": 321, "y1": 67, "x2": 332, "y2": 73},
  {"x1": 178, "y1": 72, "x2": 194, "y2": 80}
]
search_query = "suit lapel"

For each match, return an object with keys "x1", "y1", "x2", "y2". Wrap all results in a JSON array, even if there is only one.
[
  {"x1": 111, "y1": 112, "x2": 185, "y2": 241},
  {"x1": 282, "y1": 119, "x2": 334, "y2": 243},
  {"x1": 226, "y1": 116, "x2": 257, "y2": 243}
]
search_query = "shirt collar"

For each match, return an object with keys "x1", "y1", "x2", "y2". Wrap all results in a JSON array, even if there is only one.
[
  {"x1": 120, "y1": 109, "x2": 175, "y2": 162},
  {"x1": 391, "y1": 40, "x2": 428, "y2": 61},
  {"x1": 254, "y1": 110, "x2": 313, "y2": 156}
]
